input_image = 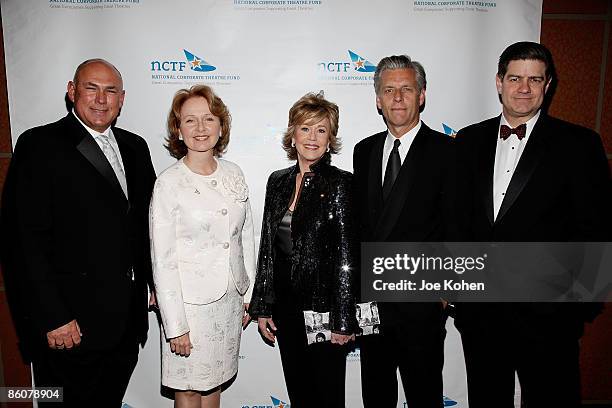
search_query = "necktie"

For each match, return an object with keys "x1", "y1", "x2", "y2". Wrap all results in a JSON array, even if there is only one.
[
  {"x1": 98, "y1": 134, "x2": 128, "y2": 198},
  {"x1": 500, "y1": 124, "x2": 527, "y2": 140},
  {"x1": 382, "y1": 138, "x2": 401, "y2": 201}
]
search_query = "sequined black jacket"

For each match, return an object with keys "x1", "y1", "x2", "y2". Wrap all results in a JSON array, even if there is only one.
[{"x1": 249, "y1": 154, "x2": 358, "y2": 334}]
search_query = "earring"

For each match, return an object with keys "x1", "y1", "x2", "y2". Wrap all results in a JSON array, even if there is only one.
[
  {"x1": 326, "y1": 144, "x2": 330, "y2": 152},
  {"x1": 178, "y1": 132, "x2": 184, "y2": 141},
  {"x1": 291, "y1": 140, "x2": 296, "y2": 147}
]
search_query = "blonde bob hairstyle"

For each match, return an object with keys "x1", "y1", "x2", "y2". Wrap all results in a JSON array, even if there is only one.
[
  {"x1": 165, "y1": 85, "x2": 231, "y2": 159},
  {"x1": 282, "y1": 91, "x2": 341, "y2": 160}
]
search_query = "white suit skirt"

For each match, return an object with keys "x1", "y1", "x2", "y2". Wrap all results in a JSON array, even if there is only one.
[{"x1": 160, "y1": 278, "x2": 243, "y2": 391}]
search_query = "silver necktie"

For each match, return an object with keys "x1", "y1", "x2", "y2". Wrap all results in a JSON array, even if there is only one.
[{"x1": 98, "y1": 134, "x2": 128, "y2": 198}]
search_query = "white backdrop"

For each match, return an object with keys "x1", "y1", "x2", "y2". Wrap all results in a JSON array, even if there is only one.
[{"x1": 1, "y1": 1, "x2": 541, "y2": 406}]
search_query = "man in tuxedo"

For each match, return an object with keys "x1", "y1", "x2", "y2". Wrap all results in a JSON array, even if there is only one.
[
  {"x1": 454, "y1": 42, "x2": 611, "y2": 408},
  {"x1": 353, "y1": 55, "x2": 454, "y2": 408},
  {"x1": 1, "y1": 59, "x2": 156, "y2": 406}
]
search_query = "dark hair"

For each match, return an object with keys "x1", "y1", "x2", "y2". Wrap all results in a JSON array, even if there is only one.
[
  {"x1": 165, "y1": 85, "x2": 231, "y2": 159},
  {"x1": 497, "y1": 41, "x2": 555, "y2": 81},
  {"x1": 282, "y1": 91, "x2": 340, "y2": 160},
  {"x1": 374, "y1": 55, "x2": 426, "y2": 94}
]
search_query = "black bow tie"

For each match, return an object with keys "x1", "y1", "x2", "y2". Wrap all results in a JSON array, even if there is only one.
[{"x1": 500, "y1": 124, "x2": 527, "y2": 140}]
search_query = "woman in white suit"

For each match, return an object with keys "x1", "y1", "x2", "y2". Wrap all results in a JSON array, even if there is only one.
[{"x1": 150, "y1": 85, "x2": 255, "y2": 408}]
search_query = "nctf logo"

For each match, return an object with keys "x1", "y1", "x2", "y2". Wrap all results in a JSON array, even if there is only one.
[
  {"x1": 241, "y1": 396, "x2": 290, "y2": 408},
  {"x1": 318, "y1": 50, "x2": 376, "y2": 73},
  {"x1": 318, "y1": 50, "x2": 375, "y2": 85},
  {"x1": 271, "y1": 396, "x2": 290, "y2": 408},
  {"x1": 442, "y1": 123, "x2": 457, "y2": 137},
  {"x1": 184, "y1": 49, "x2": 216, "y2": 72},
  {"x1": 150, "y1": 49, "x2": 239, "y2": 86},
  {"x1": 151, "y1": 49, "x2": 216, "y2": 72}
]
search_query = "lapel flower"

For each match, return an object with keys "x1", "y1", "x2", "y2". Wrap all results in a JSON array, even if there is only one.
[{"x1": 222, "y1": 172, "x2": 249, "y2": 202}]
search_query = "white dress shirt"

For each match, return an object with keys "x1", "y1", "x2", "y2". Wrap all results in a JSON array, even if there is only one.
[
  {"x1": 381, "y1": 121, "x2": 422, "y2": 183},
  {"x1": 493, "y1": 110, "x2": 541, "y2": 220}
]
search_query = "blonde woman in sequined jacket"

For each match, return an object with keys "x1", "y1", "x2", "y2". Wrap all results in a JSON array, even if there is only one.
[{"x1": 249, "y1": 92, "x2": 358, "y2": 407}]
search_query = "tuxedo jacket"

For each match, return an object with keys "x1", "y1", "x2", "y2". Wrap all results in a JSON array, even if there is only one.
[
  {"x1": 453, "y1": 114, "x2": 611, "y2": 337},
  {"x1": 353, "y1": 123, "x2": 455, "y2": 340},
  {"x1": 1, "y1": 113, "x2": 156, "y2": 355}
]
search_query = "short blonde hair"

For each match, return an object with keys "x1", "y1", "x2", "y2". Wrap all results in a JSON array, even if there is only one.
[
  {"x1": 282, "y1": 92, "x2": 341, "y2": 160},
  {"x1": 165, "y1": 85, "x2": 231, "y2": 159}
]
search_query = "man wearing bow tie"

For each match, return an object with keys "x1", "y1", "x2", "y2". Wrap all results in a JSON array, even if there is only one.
[
  {"x1": 1, "y1": 59, "x2": 156, "y2": 406},
  {"x1": 353, "y1": 55, "x2": 455, "y2": 408},
  {"x1": 454, "y1": 42, "x2": 611, "y2": 408}
]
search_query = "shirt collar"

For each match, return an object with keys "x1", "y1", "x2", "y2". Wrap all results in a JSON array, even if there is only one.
[
  {"x1": 386, "y1": 120, "x2": 422, "y2": 142},
  {"x1": 385, "y1": 120, "x2": 422, "y2": 154},
  {"x1": 71, "y1": 110, "x2": 111, "y2": 138}
]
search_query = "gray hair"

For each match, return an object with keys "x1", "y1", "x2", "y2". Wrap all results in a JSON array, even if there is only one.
[{"x1": 373, "y1": 55, "x2": 426, "y2": 94}]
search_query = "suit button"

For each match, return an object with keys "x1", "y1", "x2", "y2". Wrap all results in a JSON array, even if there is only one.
[
  {"x1": 211, "y1": 180, "x2": 217, "y2": 187},
  {"x1": 223, "y1": 242, "x2": 229, "y2": 249},
  {"x1": 221, "y1": 208, "x2": 228, "y2": 215}
]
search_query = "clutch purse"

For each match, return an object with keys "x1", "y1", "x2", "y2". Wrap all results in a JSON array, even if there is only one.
[
  {"x1": 303, "y1": 310, "x2": 331, "y2": 345},
  {"x1": 303, "y1": 301, "x2": 381, "y2": 344},
  {"x1": 355, "y1": 301, "x2": 381, "y2": 336}
]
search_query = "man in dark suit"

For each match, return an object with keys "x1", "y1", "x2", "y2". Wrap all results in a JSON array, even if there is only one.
[
  {"x1": 454, "y1": 42, "x2": 611, "y2": 408},
  {"x1": 1, "y1": 59, "x2": 156, "y2": 406},
  {"x1": 353, "y1": 55, "x2": 454, "y2": 408}
]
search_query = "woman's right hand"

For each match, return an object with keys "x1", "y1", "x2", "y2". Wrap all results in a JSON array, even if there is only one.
[
  {"x1": 170, "y1": 332, "x2": 192, "y2": 357},
  {"x1": 257, "y1": 317, "x2": 277, "y2": 343}
]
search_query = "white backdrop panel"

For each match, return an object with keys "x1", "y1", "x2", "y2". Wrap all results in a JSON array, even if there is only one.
[{"x1": 1, "y1": 1, "x2": 542, "y2": 407}]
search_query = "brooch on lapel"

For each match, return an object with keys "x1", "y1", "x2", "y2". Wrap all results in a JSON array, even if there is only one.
[{"x1": 222, "y1": 173, "x2": 249, "y2": 202}]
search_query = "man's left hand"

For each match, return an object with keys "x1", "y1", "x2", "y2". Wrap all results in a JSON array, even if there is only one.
[{"x1": 47, "y1": 319, "x2": 82, "y2": 350}]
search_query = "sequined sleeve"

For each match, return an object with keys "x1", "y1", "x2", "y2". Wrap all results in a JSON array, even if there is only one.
[
  {"x1": 248, "y1": 173, "x2": 276, "y2": 317},
  {"x1": 329, "y1": 172, "x2": 358, "y2": 334}
]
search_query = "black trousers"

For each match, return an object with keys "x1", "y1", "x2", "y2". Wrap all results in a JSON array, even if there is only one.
[
  {"x1": 359, "y1": 326, "x2": 445, "y2": 408},
  {"x1": 33, "y1": 335, "x2": 139, "y2": 407},
  {"x1": 32, "y1": 284, "x2": 141, "y2": 408},
  {"x1": 274, "y1": 311, "x2": 348, "y2": 408},
  {"x1": 460, "y1": 328, "x2": 581, "y2": 408}
]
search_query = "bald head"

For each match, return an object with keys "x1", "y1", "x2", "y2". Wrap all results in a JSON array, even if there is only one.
[{"x1": 73, "y1": 59, "x2": 123, "y2": 87}]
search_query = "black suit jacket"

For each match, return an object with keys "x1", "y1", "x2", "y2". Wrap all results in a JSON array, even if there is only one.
[
  {"x1": 454, "y1": 114, "x2": 611, "y2": 337},
  {"x1": 1, "y1": 113, "x2": 156, "y2": 356},
  {"x1": 353, "y1": 123, "x2": 455, "y2": 340}
]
